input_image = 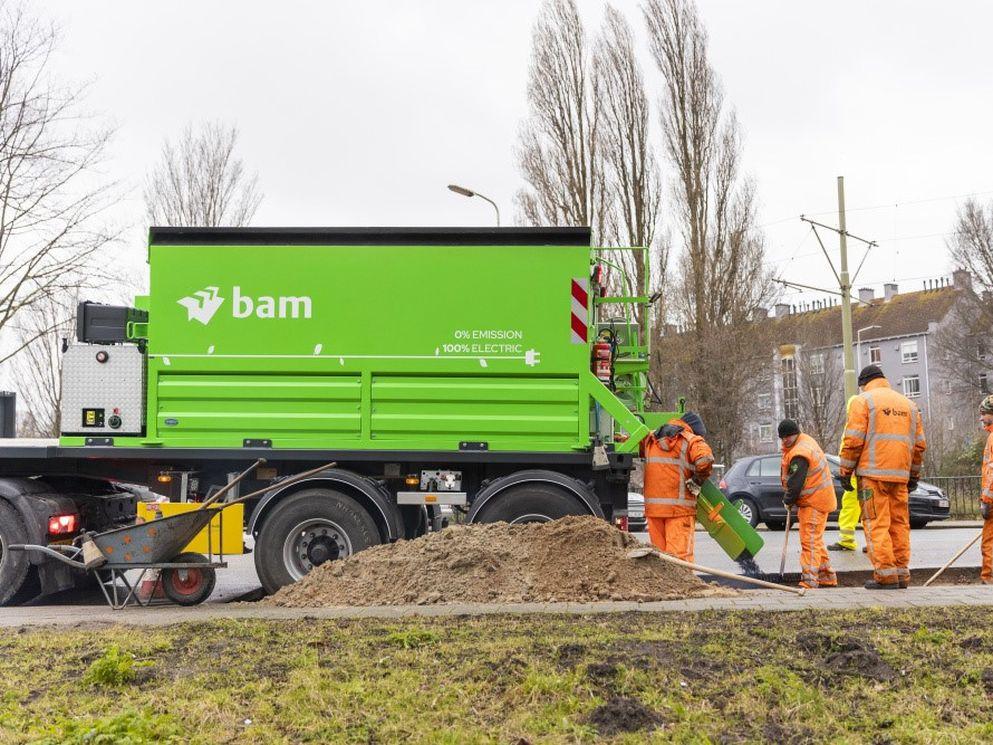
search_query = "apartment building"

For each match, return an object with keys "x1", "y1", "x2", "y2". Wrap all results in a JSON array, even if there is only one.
[{"x1": 745, "y1": 269, "x2": 979, "y2": 458}]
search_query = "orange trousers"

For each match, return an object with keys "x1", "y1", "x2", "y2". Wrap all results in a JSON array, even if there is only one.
[
  {"x1": 859, "y1": 478, "x2": 910, "y2": 586},
  {"x1": 646, "y1": 515, "x2": 695, "y2": 563},
  {"x1": 797, "y1": 505, "x2": 837, "y2": 588},
  {"x1": 981, "y1": 516, "x2": 993, "y2": 582}
]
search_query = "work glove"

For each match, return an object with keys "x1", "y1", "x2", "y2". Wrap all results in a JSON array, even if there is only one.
[
  {"x1": 907, "y1": 479, "x2": 919, "y2": 493},
  {"x1": 983, "y1": 503, "x2": 992, "y2": 521},
  {"x1": 684, "y1": 479, "x2": 702, "y2": 497},
  {"x1": 840, "y1": 474, "x2": 854, "y2": 492},
  {"x1": 656, "y1": 423, "x2": 682, "y2": 439},
  {"x1": 783, "y1": 493, "x2": 798, "y2": 508}
]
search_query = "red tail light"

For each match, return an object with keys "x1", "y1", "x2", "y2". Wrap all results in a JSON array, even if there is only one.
[
  {"x1": 719, "y1": 480, "x2": 727, "y2": 490},
  {"x1": 47, "y1": 514, "x2": 78, "y2": 536},
  {"x1": 614, "y1": 515, "x2": 629, "y2": 532}
]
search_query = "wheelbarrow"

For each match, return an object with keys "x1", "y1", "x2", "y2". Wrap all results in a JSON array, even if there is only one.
[{"x1": 8, "y1": 459, "x2": 337, "y2": 610}]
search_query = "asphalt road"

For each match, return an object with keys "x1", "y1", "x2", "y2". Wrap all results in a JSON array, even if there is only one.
[{"x1": 13, "y1": 523, "x2": 985, "y2": 611}]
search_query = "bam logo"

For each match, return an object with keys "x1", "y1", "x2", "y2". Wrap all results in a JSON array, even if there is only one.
[
  {"x1": 178, "y1": 286, "x2": 312, "y2": 325},
  {"x1": 177, "y1": 286, "x2": 224, "y2": 325}
]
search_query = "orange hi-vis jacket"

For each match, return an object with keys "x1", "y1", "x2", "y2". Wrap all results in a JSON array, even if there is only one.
[
  {"x1": 780, "y1": 433, "x2": 838, "y2": 513},
  {"x1": 982, "y1": 429, "x2": 993, "y2": 505},
  {"x1": 840, "y1": 378, "x2": 926, "y2": 484},
  {"x1": 642, "y1": 420, "x2": 715, "y2": 518}
]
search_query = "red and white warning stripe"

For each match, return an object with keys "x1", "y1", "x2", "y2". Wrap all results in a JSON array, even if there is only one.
[{"x1": 571, "y1": 278, "x2": 589, "y2": 344}]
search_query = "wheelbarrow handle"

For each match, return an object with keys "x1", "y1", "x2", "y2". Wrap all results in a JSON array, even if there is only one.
[
  {"x1": 7, "y1": 544, "x2": 87, "y2": 570},
  {"x1": 222, "y1": 461, "x2": 338, "y2": 508},
  {"x1": 200, "y1": 457, "x2": 267, "y2": 509}
]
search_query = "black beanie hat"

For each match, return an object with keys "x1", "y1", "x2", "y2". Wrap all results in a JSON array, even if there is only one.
[
  {"x1": 681, "y1": 411, "x2": 706, "y2": 437},
  {"x1": 777, "y1": 419, "x2": 800, "y2": 439},
  {"x1": 857, "y1": 364, "x2": 885, "y2": 387}
]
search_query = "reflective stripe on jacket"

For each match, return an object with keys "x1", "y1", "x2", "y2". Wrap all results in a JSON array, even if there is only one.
[
  {"x1": 982, "y1": 430, "x2": 993, "y2": 504},
  {"x1": 839, "y1": 378, "x2": 926, "y2": 483},
  {"x1": 781, "y1": 433, "x2": 838, "y2": 513},
  {"x1": 642, "y1": 420, "x2": 714, "y2": 518}
]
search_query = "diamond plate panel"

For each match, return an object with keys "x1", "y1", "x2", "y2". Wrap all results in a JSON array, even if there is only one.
[{"x1": 60, "y1": 344, "x2": 145, "y2": 435}]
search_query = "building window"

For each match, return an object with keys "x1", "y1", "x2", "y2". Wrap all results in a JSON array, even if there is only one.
[
  {"x1": 809, "y1": 352, "x2": 825, "y2": 374},
  {"x1": 758, "y1": 424, "x2": 773, "y2": 442},
  {"x1": 901, "y1": 340, "x2": 919, "y2": 364},
  {"x1": 869, "y1": 345, "x2": 882, "y2": 364},
  {"x1": 757, "y1": 393, "x2": 771, "y2": 410},
  {"x1": 781, "y1": 356, "x2": 799, "y2": 420},
  {"x1": 981, "y1": 373, "x2": 990, "y2": 395},
  {"x1": 903, "y1": 375, "x2": 921, "y2": 398}
]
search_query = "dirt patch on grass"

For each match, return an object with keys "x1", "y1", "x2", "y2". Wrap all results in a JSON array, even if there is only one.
[
  {"x1": 585, "y1": 696, "x2": 663, "y2": 735},
  {"x1": 824, "y1": 640, "x2": 895, "y2": 681},
  {"x1": 796, "y1": 631, "x2": 896, "y2": 682},
  {"x1": 263, "y1": 516, "x2": 728, "y2": 607}
]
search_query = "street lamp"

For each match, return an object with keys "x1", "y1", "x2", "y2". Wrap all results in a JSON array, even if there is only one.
[
  {"x1": 447, "y1": 184, "x2": 500, "y2": 226},
  {"x1": 856, "y1": 325, "x2": 881, "y2": 369}
]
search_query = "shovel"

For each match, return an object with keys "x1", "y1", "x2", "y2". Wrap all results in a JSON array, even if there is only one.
[
  {"x1": 779, "y1": 504, "x2": 794, "y2": 580},
  {"x1": 627, "y1": 546, "x2": 805, "y2": 596}
]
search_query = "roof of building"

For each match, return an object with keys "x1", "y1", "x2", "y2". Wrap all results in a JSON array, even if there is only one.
[{"x1": 770, "y1": 285, "x2": 961, "y2": 348}]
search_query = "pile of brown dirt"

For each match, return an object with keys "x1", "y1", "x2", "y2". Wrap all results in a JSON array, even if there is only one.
[{"x1": 263, "y1": 516, "x2": 726, "y2": 607}]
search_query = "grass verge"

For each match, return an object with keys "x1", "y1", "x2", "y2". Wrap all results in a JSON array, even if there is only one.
[{"x1": 2, "y1": 607, "x2": 993, "y2": 743}]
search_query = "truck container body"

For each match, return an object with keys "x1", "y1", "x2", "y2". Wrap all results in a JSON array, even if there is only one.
[
  {"x1": 0, "y1": 227, "x2": 664, "y2": 603},
  {"x1": 60, "y1": 227, "x2": 635, "y2": 453}
]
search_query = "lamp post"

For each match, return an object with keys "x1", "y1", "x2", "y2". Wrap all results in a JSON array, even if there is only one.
[
  {"x1": 447, "y1": 184, "x2": 500, "y2": 226},
  {"x1": 856, "y1": 324, "x2": 881, "y2": 372}
]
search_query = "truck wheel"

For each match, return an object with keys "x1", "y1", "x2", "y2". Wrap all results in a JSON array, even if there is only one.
[
  {"x1": 0, "y1": 501, "x2": 30, "y2": 607},
  {"x1": 473, "y1": 483, "x2": 589, "y2": 524},
  {"x1": 162, "y1": 552, "x2": 216, "y2": 606},
  {"x1": 254, "y1": 488, "x2": 380, "y2": 594}
]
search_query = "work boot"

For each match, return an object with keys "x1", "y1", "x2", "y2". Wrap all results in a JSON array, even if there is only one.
[
  {"x1": 864, "y1": 580, "x2": 900, "y2": 590},
  {"x1": 827, "y1": 542, "x2": 855, "y2": 552},
  {"x1": 898, "y1": 579, "x2": 909, "y2": 589},
  {"x1": 862, "y1": 546, "x2": 869, "y2": 554}
]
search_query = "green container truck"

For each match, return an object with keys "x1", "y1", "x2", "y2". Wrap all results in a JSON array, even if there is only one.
[{"x1": 0, "y1": 226, "x2": 750, "y2": 604}]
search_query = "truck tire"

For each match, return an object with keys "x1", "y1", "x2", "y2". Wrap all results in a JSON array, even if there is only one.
[
  {"x1": 254, "y1": 488, "x2": 380, "y2": 594},
  {"x1": 473, "y1": 482, "x2": 589, "y2": 524},
  {"x1": 0, "y1": 501, "x2": 30, "y2": 607}
]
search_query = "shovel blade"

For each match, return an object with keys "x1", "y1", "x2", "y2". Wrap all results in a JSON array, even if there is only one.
[{"x1": 627, "y1": 547, "x2": 655, "y2": 559}]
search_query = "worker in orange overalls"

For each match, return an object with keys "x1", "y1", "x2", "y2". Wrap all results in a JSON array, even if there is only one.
[
  {"x1": 978, "y1": 395, "x2": 993, "y2": 584},
  {"x1": 778, "y1": 419, "x2": 838, "y2": 588},
  {"x1": 640, "y1": 411, "x2": 714, "y2": 563},
  {"x1": 840, "y1": 365, "x2": 926, "y2": 590}
]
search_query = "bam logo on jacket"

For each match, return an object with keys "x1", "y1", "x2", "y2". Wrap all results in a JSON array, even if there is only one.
[
  {"x1": 881, "y1": 407, "x2": 909, "y2": 417},
  {"x1": 178, "y1": 286, "x2": 312, "y2": 325}
]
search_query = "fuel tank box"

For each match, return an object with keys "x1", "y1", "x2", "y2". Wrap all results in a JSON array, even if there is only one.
[{"x1": 85, "y1": 227, "x2": 616, "y2": 453}]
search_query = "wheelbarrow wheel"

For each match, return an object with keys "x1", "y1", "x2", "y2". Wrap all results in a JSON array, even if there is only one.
[{"x1": 161, "y1": 552, "x2": 216, "y2": 606}]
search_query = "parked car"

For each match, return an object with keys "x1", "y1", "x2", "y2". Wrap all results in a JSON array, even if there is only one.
[
  {"x1": 719, "y1": 454, "x2": 950, "y2": 529},
  {"x1": 628, "y1": 492, "x2": 647, "y2": 533}
]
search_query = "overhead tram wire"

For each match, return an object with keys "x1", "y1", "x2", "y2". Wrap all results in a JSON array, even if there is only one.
[{"x1": 757, "y1": 187, "x2": 993, "y2": 229}]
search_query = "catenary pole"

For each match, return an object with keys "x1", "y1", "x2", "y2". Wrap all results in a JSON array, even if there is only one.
[{"x1": 837, "y1": 176, "x2": 858, "y2": 399}]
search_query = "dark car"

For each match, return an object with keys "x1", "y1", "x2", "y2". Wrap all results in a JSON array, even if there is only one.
[{"x1": 719, "y1": 454, "x2": 950, "y2": 530}]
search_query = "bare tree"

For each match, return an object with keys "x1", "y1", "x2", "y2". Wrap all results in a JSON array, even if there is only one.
[
  {"x1": 593, "y1": 5, "x2": 665, "y2": 329},
  {"x1": 12, "y1": 293, "x2": 75, "y2": 436},
  {"x1": 643, "y1": 0, "x2": 776, "y2": 460},
  {"x1": 144, "y1": 121, "x2": 262, "y2": 227},
  {"x1": 0, "y1": 2, "x2": 116, "y2": 362},
  {"x1": 515, "y1": 0, "x2": 607, "y2": 238},
  {"x1": 794, "y1": 346, "x2": 846, "y2": 449},
  {"x1": 932, "y1": 199, "x2": 993, "y2": 394}
]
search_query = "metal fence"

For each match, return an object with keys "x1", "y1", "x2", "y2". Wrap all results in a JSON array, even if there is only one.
[{"x1": 923, "y1": 475, "x2": 982, "y2": 519}]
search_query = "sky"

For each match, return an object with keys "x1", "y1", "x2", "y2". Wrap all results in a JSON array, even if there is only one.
[{"x1": 25, "y1": 0, "x2": 993, "y2": 307}]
